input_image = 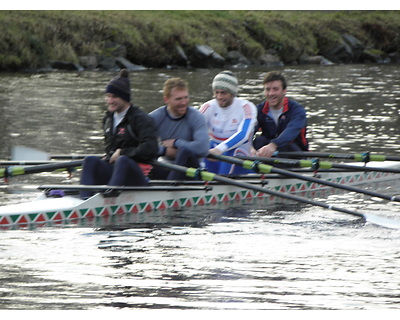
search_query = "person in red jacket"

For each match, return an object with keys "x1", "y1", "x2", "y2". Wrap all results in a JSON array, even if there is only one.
[{"x1": 253, "y1": 71, "x2": 308, "y2": 158}]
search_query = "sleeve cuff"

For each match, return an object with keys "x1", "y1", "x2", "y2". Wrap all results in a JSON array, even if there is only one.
[{"x1": 158, "y1": 146, "x2": 166, "y2": 156}]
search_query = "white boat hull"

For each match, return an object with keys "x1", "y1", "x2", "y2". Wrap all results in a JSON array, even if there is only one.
[{"x1": 1, "y1": 162, "x2": 399, "y2": 229}]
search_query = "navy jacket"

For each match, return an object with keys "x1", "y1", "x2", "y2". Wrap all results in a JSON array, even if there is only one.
[
  {"x1": 103, "y1": 105, "x2": 159, "y2": 162},
  {"x1": 254, "y1": 97, "x2": 308, "y2": 151}
]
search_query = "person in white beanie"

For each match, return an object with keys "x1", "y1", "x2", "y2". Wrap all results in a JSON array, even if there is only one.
[{"x1": 199, "y1": 70, "x2": 257, "y2": 175}]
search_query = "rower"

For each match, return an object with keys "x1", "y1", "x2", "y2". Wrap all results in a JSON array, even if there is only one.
[
  {"x1": 79, "y1": 69, "x2": 158, "y2": 198},
  {"x1": 253, "y1": 71, "x2": 309, "y2": 158},
  {"x1": 199, "y1": 70, "x2": 258, "y2": 175},
  {"x1": 149, "y1": 77, "x2": 209, "y2": 180}
]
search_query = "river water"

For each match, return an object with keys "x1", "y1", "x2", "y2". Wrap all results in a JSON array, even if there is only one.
[{"x1": 1, "y1": 64, "x2": 400, "y2": 311}]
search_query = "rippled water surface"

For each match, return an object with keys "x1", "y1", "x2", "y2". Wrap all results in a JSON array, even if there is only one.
[{"x1": 1, "y1": 64, "x2": 400, "y2": 310}]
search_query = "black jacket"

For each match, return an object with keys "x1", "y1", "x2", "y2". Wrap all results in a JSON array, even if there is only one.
[{"x1": 103, "y1": 105, "x2": 158, "y2": 162}]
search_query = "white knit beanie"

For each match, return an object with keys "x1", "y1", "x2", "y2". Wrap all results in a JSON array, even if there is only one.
[{"x1": 212, "y1": 70, "x2": 238, "y2": 95}]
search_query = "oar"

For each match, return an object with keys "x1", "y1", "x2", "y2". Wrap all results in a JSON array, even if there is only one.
[
  {"x1": 150, "y1": 160, "x2": 400, "y2": 229},
  {"x1": 273, "y1": 151, "x2": 400, "y2": 162},
  {"x1": 0, "y1": 160, "x2": 83, "y2": 179},
  {"x1": 50, "y1": 154, "x2": 103, "y2": 160},
  {"x1": 0, "y1": 161, "x2": 61, "y2": 166},
  {"x1": 209, "y1": 154, "x2": 400, "y2": 203},
  {"x1": 238, "y1": 155, "x2": 400, "y2": 174}
]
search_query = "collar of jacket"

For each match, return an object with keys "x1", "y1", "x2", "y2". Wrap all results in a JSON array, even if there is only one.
[{"x1": 262, "y1": 97, "x2": 289, "y2": 115}]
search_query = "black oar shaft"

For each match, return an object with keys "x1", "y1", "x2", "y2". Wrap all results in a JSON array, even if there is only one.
[
  {"x1": 239, "y1": 155, "x2": 400, "y2": 174},
  {"x1": 0, "y1": 160, "x2": 83, "y2": 178},
  {"x1": 211, "y1": 154, "x2": 400, "y2": 202},
  {"x1": 50, "y1": 154, "x2": 103, "y2": 160},
  {"x1": 275, "y1": 151, "x2": 400, "y2": 162},
  {"x1": 1, "y1": 161, "x2": 61, "y2": 166}
]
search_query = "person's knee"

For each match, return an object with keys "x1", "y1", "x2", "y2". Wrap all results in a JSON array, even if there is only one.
[
  {"x1": 114, "y1": 155, "x2": 130, "y2": 164},
  {"x1": 114, "y1": 155, "x2": 135, "y2": 171},
  {"x1": 83, "y1": 155, "x2": 101, "y2": 166}
]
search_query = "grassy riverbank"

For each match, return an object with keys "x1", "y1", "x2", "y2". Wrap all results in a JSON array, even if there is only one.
[{"x1": 1, "y1": 10, "x2": 400, "y2": 70}]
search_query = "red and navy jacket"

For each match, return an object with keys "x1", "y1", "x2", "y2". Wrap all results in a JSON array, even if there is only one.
[{"x1": 254, "y1": 97, "x2": 308, "y2": 151}]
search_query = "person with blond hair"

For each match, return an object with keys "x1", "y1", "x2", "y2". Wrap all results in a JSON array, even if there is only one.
[{"x1": 149, "y1": 77, "x2": 209, "y2": 180}]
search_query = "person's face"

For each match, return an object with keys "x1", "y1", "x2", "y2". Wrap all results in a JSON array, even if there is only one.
[
  {"x1": 214, "y1": 89, "x2": 234, "y2": 108},
  {"x1": 164, "y1": 88, "x2": 190, "y2": 117},
  {"x1": 264, "y1": 80, "x2": 287, "y2": 109},
  {"x1": 106, "y1": 93, "x2": 128, "y2": 113}
]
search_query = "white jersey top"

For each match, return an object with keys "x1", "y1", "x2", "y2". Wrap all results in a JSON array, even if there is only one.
[{"x1": 199, "y1": 97, "x2": 257, "y2": 154}]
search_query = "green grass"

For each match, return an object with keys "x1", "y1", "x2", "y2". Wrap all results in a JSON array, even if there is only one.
[{"x1": 1, "y1": 10, "x2": 399, "y2": 70}]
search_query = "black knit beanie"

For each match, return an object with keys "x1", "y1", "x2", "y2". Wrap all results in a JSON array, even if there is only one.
[{"x1": 105, "y1": 69, "x2": 131, "y2": 102}]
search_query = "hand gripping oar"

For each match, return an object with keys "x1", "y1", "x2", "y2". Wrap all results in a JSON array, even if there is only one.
[
  {"x1": 150, "y1": 160, "x2": 400, "y2": 229},
  {"x1": 239, "y1": 155, "x2": 400, "y2": 174},
  {"x1": 0, "y1": 160, "x2": 83, "y2": 179},
  {"x1": 273, "y1": 151, "x2": 400, "y2": 162},
  {"x1": 209, "y1": 153, "x2": 400, "y2": 203}
]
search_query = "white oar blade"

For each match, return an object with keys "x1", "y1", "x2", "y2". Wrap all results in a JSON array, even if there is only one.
[
  {"x1": 365, "y1": 213, "x2": 400, "y2": 229},
  {"x1": 11, "y1": 146, "x2": 50, "y2": 161}
]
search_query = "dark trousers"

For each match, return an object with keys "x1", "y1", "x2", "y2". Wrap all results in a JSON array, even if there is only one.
[
  {"x1": 150, "y1": 147, "x2": 201, "y2": 180},
  {"x1": 80, "y1": 155, "x2": 148, "y2": 198}
]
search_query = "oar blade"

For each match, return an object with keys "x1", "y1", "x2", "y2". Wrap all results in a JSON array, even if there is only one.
[
  {"x1": 364, "y1": 213, "x2": 400, "y2": 229},
  {"x1": 12, "y1": 146, "x2": 50, "y2": 161}
]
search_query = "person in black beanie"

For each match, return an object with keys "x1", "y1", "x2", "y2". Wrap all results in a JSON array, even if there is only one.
[{"x1": 79, "y1": 69, "x2": 158, "y2": 199}]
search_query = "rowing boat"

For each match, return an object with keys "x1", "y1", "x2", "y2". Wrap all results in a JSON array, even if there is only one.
[{"x1": 1, "y1": 160, "x2": 399, "y2": 230}]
